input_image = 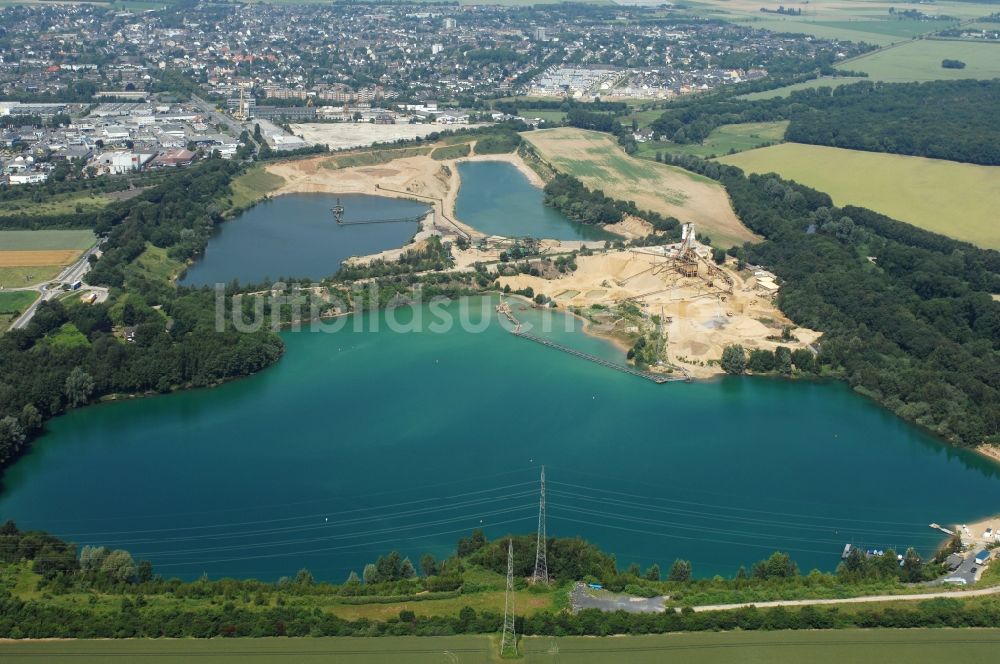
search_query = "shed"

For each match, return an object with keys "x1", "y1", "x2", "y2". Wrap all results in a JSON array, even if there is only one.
[{"x1": 974, "y1": 550, "x2": 991, "y2": 566}]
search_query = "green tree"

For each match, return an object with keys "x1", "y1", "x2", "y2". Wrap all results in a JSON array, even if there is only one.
[
  {"x1": 362, "y1": 563, "x2": 378, "y2": 585},
  {"x1": 668, "y1": 559, "x2": 692, "y2": 582},
  {"x1": 645, "y1": 564, "x2": 661, "y2": 581},
  {"x1": 752, "y1": 552, "x2": 798, "y2": 580},
  {"x1": 901, "y1": 548, "x2": 923, "y2": 582},
  {"x1": 64, "y1": 367, "x2": 95, "y2": 408},
  {"x1": 0, "y1": 416, "x2": 26, "y2": 462},
  {"x1": 100, "y1": 549, "x2": 137, "y2": 584},
  {"x1": 294, "y1": 568, "x2": 315, "y2": 586},
  {"x1": 791, "y1": 348, "x2": 815, "y2": 373},
  {"x1": 19, "y1": 404, "x2": 42, "y2": 433},
  {"x1": 748, "y1": 349, "x2": 776, "y2": 373},
  {"x1": 420, "y1": 553, "x2": 438, "y2": 577},
  {"x1": 401, "y1": 557, "x2": 416, "y2": 579},
  {"x1": 136, "y1": 560, "x2": 154, "y2": 584},
  {"x1": 720, "y1": 344, "x2": 746, "y2": 375},
  {"x1": 775, "y1": 346, "x2": 792, "y2": 375},
  {"x1": 457, "y1": 529, "x2": 488, "y2": 557},
  {"x1": 79, "y1": 545, "x2": 109, "y2": 574}
]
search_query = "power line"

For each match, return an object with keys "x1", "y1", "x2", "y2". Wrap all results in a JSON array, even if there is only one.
[
  {"x1": 532, "y1": 466, "x2": 548, "y2": 585},
  {"x1": 500, "y1": 538, "x2": 517, "y2": 658},
  {"x1": 56, "y1": 481, "x2": 538, "y2": 539}
]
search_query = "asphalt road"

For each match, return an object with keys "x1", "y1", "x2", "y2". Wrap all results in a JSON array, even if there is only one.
[
  {"x1": 569, "y1": 579, "x2": 1000, "y2": 616},
  {"x1": 9, "y1": 243, "x2": 107, "y2": 330},
  {"x1": 687, "y1": 584, "x2": 1000, "y2": 613},
  {"x1": 191, "y1": 93, "x2": 251, "y2": 143}
]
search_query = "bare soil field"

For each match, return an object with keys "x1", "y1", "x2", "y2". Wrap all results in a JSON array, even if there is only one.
[
  {"x1": 497, "y1": 246, "x2": 818, "y2": 377},
  {"x1": 523, "y1": 128, "x2": 758, "y2": 248}
]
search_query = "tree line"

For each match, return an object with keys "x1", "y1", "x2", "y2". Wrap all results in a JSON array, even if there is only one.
[
  {"x1": 543, "y1": 173, "x2": 682, "y2": 240},
  {"x1": 0, "y1": 523, "x2": 977, "y2": 639},
  {"x1": 651, "y1": 79, "x2": 1000, "y2": 166},
  {"x1": 682, "y1": 156, "x2": 1000, "y2": 445}
]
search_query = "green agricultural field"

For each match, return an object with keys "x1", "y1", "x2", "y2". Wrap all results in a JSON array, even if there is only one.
[
  {"x1": 228, "y1": 167, "x2": 287, "y2": 209},
  {"x1": 733, "y1": 17, "x2": 925, "y2": 45},
  {"x1": 0, "y1": 290, "x2": 37, "y2": 313},
  {"x1": 838, "y1": 39, "x2": 1000, "y2": 82},
  {"x1": 0, "y1": 229, "x2": 95, "y2": 251},
  {"x1": 719, "y1": 143, "x2": 1000, "y2": 249},
  {"x1": 0, "y1": 266, "x2": 62, "y2": 288},
  {"x1": 811, "y1": 19, "x2": 958, "y2": 38},
  {"x1": 637, "y1": 121, "x2": 789, "y2": 160},
  {"x1": 0, "y1": 290, "x2": 37, "y2": 332},
  {"x1": 739, "y1": 76, "x2": 869, "y2": 101},
  {"x1": 4, "y1": 630, "x2": 1000, "y2": 663},
  {"x1": 520, "y1": 109, "x2": 567, "y2": 124}
]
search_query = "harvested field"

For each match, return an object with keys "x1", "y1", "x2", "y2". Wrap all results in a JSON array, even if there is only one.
[
  {"x1": 0, "y1": 249, "x2": 81, "y2": 267},
  {"x1": 524, "y1": 128, "x2": 758, "y2": 248}
]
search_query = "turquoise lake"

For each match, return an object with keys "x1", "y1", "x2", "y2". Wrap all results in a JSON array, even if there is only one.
[
  {"x1": 455, "y1": 161, "x2": 613, "y2": 241},
  {"x1": 1, "y1": 298, "x2": 998, "y2": 582},
  {"x1": 180, "y1": 194, "x2": 428, "y2": 287}
]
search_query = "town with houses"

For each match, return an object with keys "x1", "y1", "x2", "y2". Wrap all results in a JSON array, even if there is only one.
[{"x1": 0, "y1": 1, "x2": 869, "y2": 184}]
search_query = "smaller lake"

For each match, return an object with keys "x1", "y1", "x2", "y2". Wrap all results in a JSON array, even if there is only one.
[
  {"x1": 455, "y1": 161, "x2": 614, "y2": 241},
  {"x1": 180, "y1": 194, "x2": 428, "y2": 287}
]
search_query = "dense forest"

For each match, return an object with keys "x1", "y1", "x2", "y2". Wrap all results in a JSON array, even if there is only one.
[
  {"x1": 0, "y1": 159, "x2": 284, "y2": 473},
  {"x1": 668, "y1": 156, "x2": 1000, "y2": 445},
  {"x1": 651, "y1": 79, "x2": 1000, "y2": 165}
]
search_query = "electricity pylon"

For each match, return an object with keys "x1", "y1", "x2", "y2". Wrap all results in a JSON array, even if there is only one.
[
  {"x1": 500, "y1": 538, "x2": 517, "y2": 657},
  {"x1": 532, "y1": 466, "x2": 548, "y2": 585}
]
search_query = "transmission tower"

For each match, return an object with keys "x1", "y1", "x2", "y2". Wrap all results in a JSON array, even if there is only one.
[
  {"x1": 532, "y1": 466, "x2": 548, "y2": 585},
  {"x1": 500, "y1": 538, "x2": 517, "y2": 657}
]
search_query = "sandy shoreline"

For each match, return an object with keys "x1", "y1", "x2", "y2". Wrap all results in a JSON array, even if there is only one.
[
  {"x1": 975, "y1": 444, "x2": 1000, "y2": 466},
  {"x1": 264, "y1": 149, "x2": 550, "y2": 244}
]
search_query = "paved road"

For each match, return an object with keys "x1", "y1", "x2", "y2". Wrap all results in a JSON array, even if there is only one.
[
  {"x1": 570, "y1": 581, "x2": 1000, "y2": 615},
  {"x1": 9, "y1": 243, "x2": 107, "y2": 330},
  {"x1": 686, "y1": 584, "x2": 1000, "y2": 612},
  {"x1": 191, "y1": 93, "x2": 250, "y2": 142}
]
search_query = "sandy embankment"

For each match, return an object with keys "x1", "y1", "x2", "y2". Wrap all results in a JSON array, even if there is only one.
[
  {"x1": 497, "y1": 249, "x2": 819, "y2": 379},
  {"x1": 975, "y1": 444, "x2": 1000, "y2": 466},
  {"x1": 264, "y1": 153, "x2": 479, "y2": 258},
  {"x1": 263, "y1": 147, "x2": 578, "y2": 268}
]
